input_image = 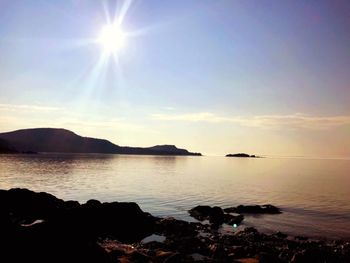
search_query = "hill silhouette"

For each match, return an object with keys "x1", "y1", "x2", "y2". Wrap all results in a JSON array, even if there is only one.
[
  {"x1": 0, "y1": 128, "x2": 201, "y2": 156},
  {"x1": 0, "y1": 138, "x2": 18, "y2": 153}
]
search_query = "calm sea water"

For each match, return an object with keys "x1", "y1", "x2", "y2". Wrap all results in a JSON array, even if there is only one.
[{"x1": 0, "y1": 154, "x2": 349, "y2": 239}]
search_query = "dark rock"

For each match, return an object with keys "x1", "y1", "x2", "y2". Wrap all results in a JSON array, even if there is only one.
[
  {"x1": 229, "y1": 246, "x2": 250, "y2": 258},
  {"x1": 85, "y1": 199, "x2": 102, "y2": 207},
  {"x1": 64, "y1": 200, "x2": 80, "y2": 209},
  {"x1": 156, "y1": 217, "x2": 198, "y2": 238},
  {"x1": 295, "y1": 236, "x2": 308, "y2": 241},
  {"x1": 189, "y1": 205, "x2": 244, "y2": 227},
  {"x1": 1, "y1": 188, "x2": 349, "y2": 263},
  {"x1": 291, "y1": 247, "x2": 342, "y2": 263},
  {"x1": 189, "y1": 205, "x2": 214, "y2": 221},
  {"x1": 226, "y1": 153, "x2": 258, "y2": 158},
  {"x1": 66, "y1": 201, "x2": 157, "y2": 243},
  {"x1": 259, "y1": 252, "x2": 286, "y2": 263},
  {"x1": 0, "y1": 188, "x2": 65, "y2": 223},
  {"x1": 244, "y1": 227, "x2": 259, "y2": 233},
  {"x1": 163, "y1": 252, "x2": 182, "y2": 263},
  {"x1": 210, "y1": 206, "x2": 225, "y2": 225},
  {"x1": 224, "y1": 204, "x2": 281, "y2": 214},
  {"x1": 274, "y1": 232, "x2": 288, "y2": 239},
  {"x1": 165, "y1": 235, "x2": 205, "y2": 255},
  {"x1": 224, "y1": 214, "x2": 244, "y2": 225},
  {"x1": 128, "y1": 250, "x2": 151, "y2": 262},
  {"x1": 0, "y1": 188, "x2": 158, "y2": 263},
  {"x1": 209, "y1": 243, "x2": 231, "y2": 262}
]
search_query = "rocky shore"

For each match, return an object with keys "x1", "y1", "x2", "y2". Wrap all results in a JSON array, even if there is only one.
[{"x1": 0, "y1": 188, "x2": 349, "y2": 263}]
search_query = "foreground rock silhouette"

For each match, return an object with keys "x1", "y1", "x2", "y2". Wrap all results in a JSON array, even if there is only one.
[{"x1": 0, "y1": 188, "x2": 349, "y2": 263}]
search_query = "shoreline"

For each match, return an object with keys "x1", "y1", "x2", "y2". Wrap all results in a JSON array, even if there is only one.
[{"x1": 1, "y1": 188, "x2": 349, "y2": 262}]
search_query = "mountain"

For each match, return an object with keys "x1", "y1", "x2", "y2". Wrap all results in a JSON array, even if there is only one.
[
  {"x1": 0, "y1": 128, "x2": 201, "y2": 156},
  {"x1": 0, "y1": 138, "x2": 18, "y2": 154}
]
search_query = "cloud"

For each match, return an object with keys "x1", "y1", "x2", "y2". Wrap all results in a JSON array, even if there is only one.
[
  {"x1": 151, "y1": 112, "x2": 350, "y2": 130},
  {"x1": 0, "y1": 106, "x2": 157, "y2": 136},
  {"x1": 58, "y1": 117, "x2": 145, "y2": 131}
]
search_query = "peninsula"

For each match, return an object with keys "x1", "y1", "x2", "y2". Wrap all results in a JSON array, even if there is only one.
[{"x1": 0, "y1": 128, "x2": 201, "y2": 156}]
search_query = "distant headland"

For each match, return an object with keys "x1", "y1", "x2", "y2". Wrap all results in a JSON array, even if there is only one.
[
  {"x1": 0, "y1": 138, "x2": 18, "y2": 154},
  {"x1": 226, "y1": 153, "x2": 259, "y2": 158},
  {"x1": 0, "y1": 128, "x2": 201, "y2": 156}
]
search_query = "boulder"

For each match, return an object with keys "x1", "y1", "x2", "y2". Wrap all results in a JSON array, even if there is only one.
[
  {"x1": 0, "y1": 188, "x2": 157, "y2": 263},
  {"x1": 156, "y1": 217, "x2": 198, "y2": 237},
  {"x1": 189, "y1": 205, "x2": 244, "y2": 226}
]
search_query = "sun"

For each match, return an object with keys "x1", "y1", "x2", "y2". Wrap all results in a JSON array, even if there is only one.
[{"x1": 98, "y1": 24, "x2": 126, "y2": 54}]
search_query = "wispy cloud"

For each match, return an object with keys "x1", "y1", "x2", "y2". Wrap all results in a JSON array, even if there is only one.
[
  {"x1": 151, "y1": 112, "x2": 350, "y2": 130},
  {"x1": 0, "y1": 103, "x2": 61, "y2": 112},
  {"x1": 58, "y1": 117, "x2": 145, "y2": 131},
  {"x1": 0, "y1": 107, "x2": 155, "y2": 135}
]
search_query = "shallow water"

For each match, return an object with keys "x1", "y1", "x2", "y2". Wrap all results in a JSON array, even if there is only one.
[{"x1": 0, "y1": 154, "x2": 349, "y2": 239}]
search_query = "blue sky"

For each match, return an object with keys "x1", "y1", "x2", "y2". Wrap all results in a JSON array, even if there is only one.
[{"x1": 1, "y1": 0, "x2": 350, "y2": 156}]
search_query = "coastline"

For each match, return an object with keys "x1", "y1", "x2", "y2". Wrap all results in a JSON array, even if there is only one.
[{"x1": 1, "y1": 188, "x2": 349, "y2": 263}]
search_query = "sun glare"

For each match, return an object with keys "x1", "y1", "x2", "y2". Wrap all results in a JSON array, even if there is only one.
[{"x1": 98, "y1": 24, "x2": 126, "y2": 54}]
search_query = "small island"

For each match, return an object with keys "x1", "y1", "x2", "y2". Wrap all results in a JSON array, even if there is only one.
[{"x1": 226, "y1": 153, "x2": 259, "y2": 158}]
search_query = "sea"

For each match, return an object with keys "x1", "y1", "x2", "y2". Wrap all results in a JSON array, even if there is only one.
[{"x1": 1, "y1": 153, "x2": 349, "y2": 240}]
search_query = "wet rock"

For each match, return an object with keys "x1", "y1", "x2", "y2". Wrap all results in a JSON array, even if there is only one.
[
  {"x1": 0, "y1": 188, "x2": 158, "y2": 263},
  {"x1": 209, "y1": 243, "x2": 231, "y2": 262},
  {"x1": 295, "y1": 236, "x2": 308, "y2": 241},
  {"x1": 1, "y1": 188, "x2": 349, "y2": 263},
  {"x1": 230, "y1": 246, "x2": 250, "y2": 259},
  {"x1": 243, "y1": 227, "x2": 259, "y2": 234},
  {"x1": 156, "y1": 217, "x2": 198, "y2": 237},
  {"x1": 259, "y1": 252, "x2": 286, "y2": 263},
  {"x1": 154, "y1": 250, "x2": 175, "y2": 260},
  {"x1": 163, "y1": 252, "x2": 182, "y2": 263},
  {"x1": 165, "y1": 235, "x2": 206, "y2": 255},
  {"x1": 128, "y1": 250, "x2": 151, "y2": 262},
  {"x1": 141, "y1": 241, "x2": 167, "y2": 251},
  {"x1": 274, "y1": 232, "x2": 287, "y2": 239},
  {"x1": 224, "y1": 204, "x2": 281, "y2": 214},
  {"x1": 189, "y1": 205, "x2": 244, "y2": 227},
  {"x1": 189, "y1": 206, "x2": 223, "y2": 222},
  {"x1": 0, "y1": 188, "x2": 65, "y2": 222},
  {"x1": 224, "y1": 213, "x2": 244, "y2": 225}
]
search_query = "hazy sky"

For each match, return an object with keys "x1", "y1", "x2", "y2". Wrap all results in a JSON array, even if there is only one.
[{"x1": 1, "y1": 0, "x2": 350, "y2": 157}]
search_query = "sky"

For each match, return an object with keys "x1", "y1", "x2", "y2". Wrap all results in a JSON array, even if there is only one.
[{"x1": 0, "y1": 0, "x2": 350, "y2": 157}]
